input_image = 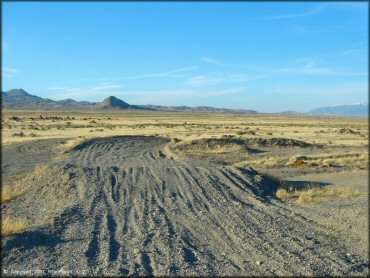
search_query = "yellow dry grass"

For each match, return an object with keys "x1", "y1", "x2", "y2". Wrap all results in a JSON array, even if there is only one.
[
  {"x1": 1, "y1": 218, "x2": 28, "y2": 237},
  {"x1": 1, "y1": 181, "x2": 25, "y2": 203},
  {"x1": 33, "y1": 164, "x2": 48, "y2": 177},
  {"x1": 276, "y1": 188, "x2": 290, "y2": 200},
  {"x1": 1, "y1": 110, "x2": 368, "y2": 148},
  {"x1": 276, "y1": 185, "x2": 362, "y2": 204},
  {"x1": 236, "y1": 152, "x2": 368, "y2": 169},
  {"x1": 179, "y1": 142, "x2": 244, "y2": 154},
  {"x1": 58, "y1": 136, "x2": 92, "y2": 153},
  {"x1": 1, "y1": 164, "x2": 47, "y2": 203}
]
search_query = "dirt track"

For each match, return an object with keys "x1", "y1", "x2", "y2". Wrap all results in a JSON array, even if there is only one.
[{"x1": 2, "y1": 136, "x2": 369, "y2": 276}]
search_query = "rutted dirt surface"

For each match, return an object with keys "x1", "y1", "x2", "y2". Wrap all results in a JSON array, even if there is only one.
[
  {"x1": 1, "y1": 139, "x2": 65, "y2": 180},
  {"x1": 2, "y1": 136, "x2": 369, "y2": 276}
]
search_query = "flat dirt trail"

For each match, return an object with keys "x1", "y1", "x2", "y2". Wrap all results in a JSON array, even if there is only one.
[{"x1": 2, "y1": 136, "x2": 368, "y2": 276}]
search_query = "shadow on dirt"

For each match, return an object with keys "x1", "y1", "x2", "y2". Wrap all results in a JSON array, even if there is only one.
[
  {"x1": 3, "y1": 230, "x2": 73, "y2": 253},
  {"x1": 281, "y1": 180, "x2": 332, "y2": 190},
  {"x1": 261, "y1": 172, "x2": 333, "y2": 195}
]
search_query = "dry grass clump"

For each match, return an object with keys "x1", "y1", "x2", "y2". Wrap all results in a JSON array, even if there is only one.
[
  {"x1": 276, "y1": 188, "x2": 290, "y2": 200},
  {"x1": 259, "y1": 157, "x2": 281, "y2": 167},
  {"x1": 236, "y1": 152, "x2": 368, "y2": 169},
  {"x1": 57, "y1": 136, "x2": 95, "y2": 153},
  {"x1": 1, "y1": 181, "x2": 25, "y2": 203},
  {"x1": 2, "y1": 164, "x2": 47, "y2": 203},
  {"x1": 236, "y1": 156, "x2": 287, "y2": 168},
  {"x1": 276, "y1": 185, "x2": 361, "y2": 204},
  {"x1": 33, "y1": 164, "x2": 48, "y2": 177},
  {"x1": 2, "y1": 218, "x2": 28, "y2": 237},
  {"x1": 61, "y1": 136, "x2": 88, "y2": 151},
  {"x1": 236, "y1": 155, "x2": 311, "y2": 168},
  {"x1": 309, "y1": 152, "x2": 368, "y2": 168}
]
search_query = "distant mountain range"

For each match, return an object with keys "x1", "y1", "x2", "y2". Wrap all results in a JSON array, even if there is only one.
[
  {"x1": 1, "y1": 89, "x2": 258, "y2": 114},
  {"x1": 1, "y1": 89, "x2": 368, "y2": 117},
  {"x1": 308, "y1": 103, "x2": 368, "y2": 117},
  {"x1": 2, "y1": 89, "x2": 93, "y2": 109}
]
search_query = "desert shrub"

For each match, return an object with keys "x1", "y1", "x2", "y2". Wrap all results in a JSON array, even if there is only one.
[
  {"x1": 33, "y1": 164, "x2": 47, "y2": 177},
  {"x1": 2, "y1": 218, "x2": 28, "y2": 237},
  {"x1": 1, "y1": 180, "x2": 26, "y2": 203},
  {"x1": 2, "y1": 186, "x2": 13, "y2": 202},
  {"x1": 276, "y1": 188, "x2": 290, "y2": 200},
  {"x1": 276, "y1": 185, "x2": 361, "y2": 204},
  {"x1": 12, "y1": 132, "x2": 25, "y2": 137},
  {"x1": 295, "y1": 192, "x2": 313, "y2": 204},
  {"x1": 172, "y1": 138, "x2": 181, "y2": 143}
]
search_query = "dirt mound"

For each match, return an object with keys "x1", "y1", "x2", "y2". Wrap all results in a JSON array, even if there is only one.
[
  {"x1": 244, "y1": 137, "x2": 321, "y2": 148},
  {"x1": 175, "y1": 138, "x2": 248, "y2": 153},
  {"x1": 1, "y1": 138, "x2": 65, "y2": 181},
  {"x1": 178, "y1": 136, "x2": 322, "y2": 151},
  {"x1": 2, "y1": 136, "x2": 368, "y2": 276}
]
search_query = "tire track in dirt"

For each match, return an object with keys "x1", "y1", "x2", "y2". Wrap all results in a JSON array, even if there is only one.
[{"x1": 2, "y1": 136, "x2": 368, "y2": 276}]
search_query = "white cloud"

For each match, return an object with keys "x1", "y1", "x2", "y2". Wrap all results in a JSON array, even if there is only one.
[
  {"x1": 338, "y1": 48, "x2": 365, "y2": 57},
  {"x1": 200, "y1": 57, "x2": 261, "y2": 72},
  {"x1": 229, "y1": 74, "x2": 265, "y2": 82},
  {"x1": 272, "y1": 82, "x2": 368, "y2": 97},
  {"x1": 259, "y1": 82, "x2": 368, "y2": 112},
  {"x1": 186, "y1": 75, "x2": 224, "y2": 86},
  {"x1": 125, "y1": 87, "x2": 244, "y2": 105},
  {"x1": 49, "y1": 83, "x2": 125, "y2": 100},
  {"x1": 268, "y1": 61, "x2": 367, "y2": 76},
  {"x1": 266, "y1": 2, "x2": 367, "y2": 20},
  {"x1": 101, "y1": 66, "x2": 198, "y2": 81},
  {"x1": 90, "y1": 84, "x2": 123, "y2": 91},
  {"x1": 186, "y1": 74, "x2": 264, "y2": 87},
  {"x1": 267, "y1": 9, "x2": 322, "y2": 20},
  {"x1": 3, "y1": 67, "x2": 19, "y2": 78},
  {"x1": 264, "y1": 4, "x2": 327, "y2": 20},
  {"x1": 201, "y1": 57, "x2": 223, "y2": 66}
]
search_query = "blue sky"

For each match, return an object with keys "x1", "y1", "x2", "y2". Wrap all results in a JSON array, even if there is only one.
[{"x1": 2, "y1": 1, "x2": 368, "y2": 112}]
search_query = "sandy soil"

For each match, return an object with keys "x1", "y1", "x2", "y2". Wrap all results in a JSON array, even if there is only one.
[{"x1": 1, "y1": 136, "x2": 368, "y2": 276}]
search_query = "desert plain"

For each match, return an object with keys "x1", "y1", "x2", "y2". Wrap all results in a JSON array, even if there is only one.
[{"x1": 1, "y1": 110, "x2": 369, "y2": 276}]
